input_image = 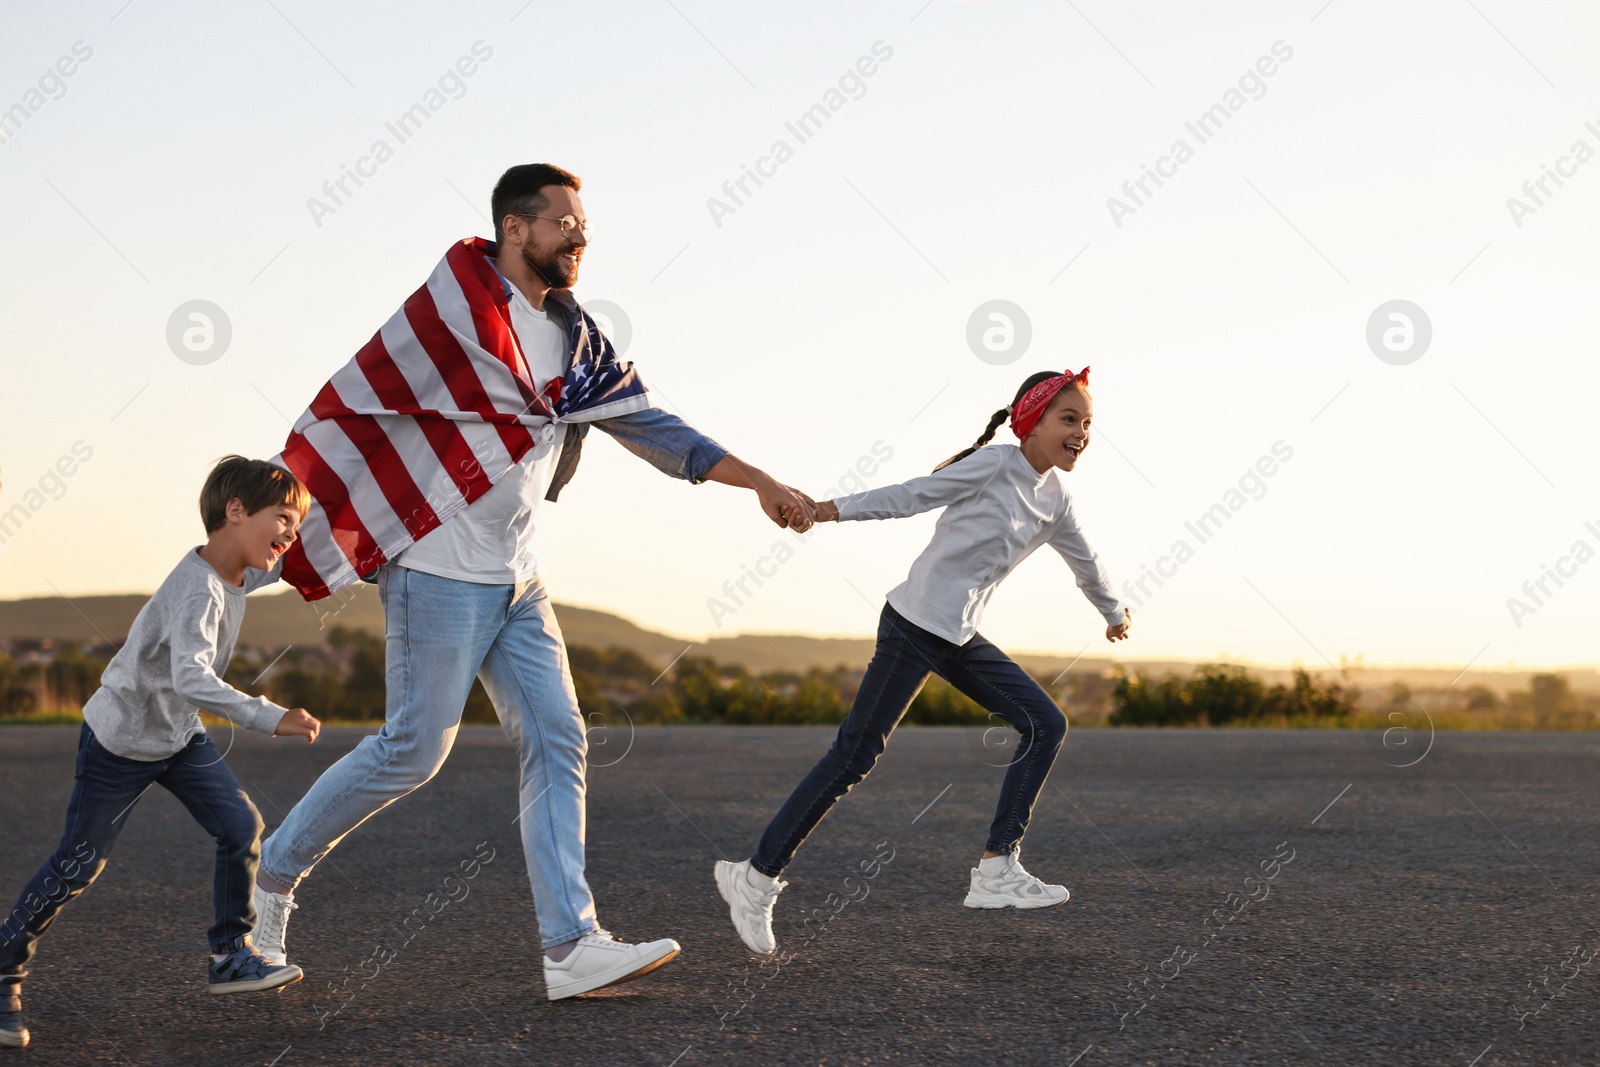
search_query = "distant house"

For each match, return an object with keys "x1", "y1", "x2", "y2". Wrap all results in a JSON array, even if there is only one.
[{"x1": 4, "y1": 637, "x2": 57, "y2": 668}]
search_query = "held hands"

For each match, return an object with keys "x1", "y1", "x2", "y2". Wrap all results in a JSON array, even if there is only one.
[
  {"x1": 706, "y1": 456, "x2": 819, "y2": 532},
  {"x1": 274, "y1": 708, "x2": 322, "y2": 744},
  {"x1": 707, "y1": 456, "x2": 825, "y2": 533},
  {"x1": 1106, "y1": 609, "x2": 1132, "y2": 643},
  {"x1": 776, "y1": 495, "x2": 842, "y2": 530},
  {"x1": 761, "y1": 482, "x2": 817, "y2": 532}
]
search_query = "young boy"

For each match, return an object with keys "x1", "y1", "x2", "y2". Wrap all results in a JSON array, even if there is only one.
[{"x1": 0, "y1": 456, "x2": 323, "y2": 1049}]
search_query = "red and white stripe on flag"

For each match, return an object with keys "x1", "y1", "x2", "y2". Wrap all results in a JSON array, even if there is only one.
[{"x1": 273, "y1": 238, "x2": 556, "y2": 601}]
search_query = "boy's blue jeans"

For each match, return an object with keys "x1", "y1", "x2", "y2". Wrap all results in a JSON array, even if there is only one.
[
  {"x1": 0, "y1": 724, "x2": 264, "y2": 1006},
  {"x1": 259, "y1": 565, "x2": 598, "y2": 949},
  {"x1": 751, "y1": 602, "x2": 1068, "y2": 877}
]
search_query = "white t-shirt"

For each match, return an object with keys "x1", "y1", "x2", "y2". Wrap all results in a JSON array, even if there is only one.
[
  {"x1": 835, "y1": 443, "x2": 1125, "y2": 645},
  {"x1": 395, "y1": 279, "x2": 569, "y2": 585}
]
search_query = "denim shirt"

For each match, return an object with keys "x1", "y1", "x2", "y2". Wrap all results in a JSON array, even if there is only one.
[{"x1": 549, "y1": 405, "x2": 729, "y2": 501}]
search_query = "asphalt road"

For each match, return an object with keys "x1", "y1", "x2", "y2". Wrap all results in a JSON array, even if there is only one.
[{"x1": 1, "y1": 723, "x2": 1597, "y2": 1066}]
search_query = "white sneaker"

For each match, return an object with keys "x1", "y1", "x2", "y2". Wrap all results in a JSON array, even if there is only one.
[
  {"x1": 251, "y1": 883, "x2": 298, "y2": 966},
  {"x1": 543, "y1": 929, "x2": 680, "y2": 1001},
  {"x1": 714, "y1": 859, "x2": 787, "y2": 954},
  {"x1": 962, "y1": 851, "x2": 1069, "y2": 909}
]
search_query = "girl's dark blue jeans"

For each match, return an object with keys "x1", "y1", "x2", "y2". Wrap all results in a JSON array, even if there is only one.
[
  {"x1": 752, "y1": 602, "x2": 1067, "y2": 877},
  {"x1": 0, "y1": 723, "x2": 264, "y2": 1007}
]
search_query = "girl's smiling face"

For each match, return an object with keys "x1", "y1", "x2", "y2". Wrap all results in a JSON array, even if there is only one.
[{"x1": 1019, "y1": 385, "x2": 1092, "y2": 474}]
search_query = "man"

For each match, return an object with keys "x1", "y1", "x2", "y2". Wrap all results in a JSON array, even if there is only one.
[{"x1": 254, "y1": 163, "x2": 816, "y2": 1000}]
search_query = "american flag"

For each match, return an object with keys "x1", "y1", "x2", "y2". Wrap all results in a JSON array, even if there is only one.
[{"x1": 274, "y1": 236, "x2": 650, "y2": 601}]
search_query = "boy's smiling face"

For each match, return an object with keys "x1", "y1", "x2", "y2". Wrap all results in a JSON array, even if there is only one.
[
  {"x1": 225, "y1": 498, "x2": 301, "y2": 571},
  {"x1": 1021, "y1": 386, "x2": 1093, "y2": 474}
]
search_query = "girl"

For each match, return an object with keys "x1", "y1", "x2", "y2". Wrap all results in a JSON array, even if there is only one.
[{"x1": 714, "y1": 368, "x2": 1132, "y2": 954}]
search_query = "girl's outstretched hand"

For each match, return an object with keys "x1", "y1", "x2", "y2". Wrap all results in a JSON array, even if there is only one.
[
  {"x1": 788, "y1": 499, "x2": 838, "y2": 525},
  {"x1": 1106, "y1": 609, "x2": 1131, "y2": 643}
]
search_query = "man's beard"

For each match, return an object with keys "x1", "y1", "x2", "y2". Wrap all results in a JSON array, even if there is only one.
[{"x1": 522, "y1": 244, "x2": 579, "y2": 289}]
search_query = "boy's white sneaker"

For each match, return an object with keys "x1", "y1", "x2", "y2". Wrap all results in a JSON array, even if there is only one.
[
  {"x1": 714, "y1": 859, "x2": 787, "y2": 955},
  {"x1": 543, "y1": 930, "x2": 680, "y2": 1001},
  {"x1": 251, "y1": 883, "x2": 298, "y2": 966},
  {"x1": 962, "y1": 851, "x2": 1069, "y2": 909}
]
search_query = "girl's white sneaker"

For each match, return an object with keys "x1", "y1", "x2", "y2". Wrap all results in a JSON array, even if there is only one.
[
  {"x1": 714, "y1": 859, "x2": 787, "y2": 954},
  {"x1": 962, "y1": 851, "x2": 1069, "y2": 909}
]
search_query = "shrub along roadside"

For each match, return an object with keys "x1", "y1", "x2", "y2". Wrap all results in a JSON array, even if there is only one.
[
  {"x1": 3, "y1": 629, "x2": 1595, "y2": 729},
  {"x1": 1109, "y1": 664, "x2": 1358, "y2": 727}
]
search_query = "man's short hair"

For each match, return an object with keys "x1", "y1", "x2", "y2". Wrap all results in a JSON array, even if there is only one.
[
  {"x1": 200, "y1": 456, "x2": 311, "y2": 534},
  {"x1": 491, "y1": 163, "x2": 582, "y2": 242}
]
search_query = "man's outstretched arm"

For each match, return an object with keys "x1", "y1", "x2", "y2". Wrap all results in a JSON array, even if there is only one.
[
  {"x1": 700, "y1": 453, "x2": 816, "y2": 531},
  {"x1": 594, "y1": 406, "x2": 817, "y2": 531}
]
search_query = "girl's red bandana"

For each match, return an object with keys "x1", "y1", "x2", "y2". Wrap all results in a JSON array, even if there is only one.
[{"x1": 1010, "y1": 367, "x2": 1090, "y2": 440}]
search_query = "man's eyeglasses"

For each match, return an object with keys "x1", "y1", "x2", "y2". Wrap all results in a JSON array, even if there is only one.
[{"x1": 514, "y1": 212, "x2": 592, "y2": 238}]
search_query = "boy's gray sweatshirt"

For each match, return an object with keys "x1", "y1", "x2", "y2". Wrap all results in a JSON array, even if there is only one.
[{"x1": 81, "y1": 548, "x2": 290, "y2": 760}]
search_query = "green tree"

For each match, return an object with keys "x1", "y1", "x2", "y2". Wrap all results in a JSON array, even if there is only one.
[
  {"x1": 905, "y1": 675, "x2": 989, "y2": 725},
  {"x1": 1110, "y1": 664, "x2": 1354, "y2": 727},
  {"x1": 1519, "y1": 673, "x2": 1589, "y2": 728},
  {"x1": 326, "y1": 627, "x2": 384, "y2": 719},
  {"x1": 0, "y1": 653, "x2": 35, "y2": 716},
  {"x1": 568, "y1": 645, "x2": 658, "y2": 682}
]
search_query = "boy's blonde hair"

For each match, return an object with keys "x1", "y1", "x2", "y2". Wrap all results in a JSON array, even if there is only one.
[{"x1": 200, "y1": 456, "x2": 311, "y2": 534}]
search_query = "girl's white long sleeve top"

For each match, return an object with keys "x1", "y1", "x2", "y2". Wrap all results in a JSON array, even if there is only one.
[{"x1": 834, "y1": 443, "x2": 1126, "y2": 645}]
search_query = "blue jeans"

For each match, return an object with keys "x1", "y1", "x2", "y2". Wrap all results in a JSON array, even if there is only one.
[
  {"x1": 260, "y1": 565, "x2": 597, "y2": 948},
  {"x1": 751, "y1": 602, "x2": 1068, "y2": 877},
  {"x1": 0, "y1": 724, "x2": 264, "y2": 1005}
]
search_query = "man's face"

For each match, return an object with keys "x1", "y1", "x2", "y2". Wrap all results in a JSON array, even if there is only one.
[{"x1": 506, "y1": 185, "x2": 589, "y2": 289}]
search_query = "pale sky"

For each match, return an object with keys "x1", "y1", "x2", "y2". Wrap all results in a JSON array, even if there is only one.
[{"x1": 2, "y1": 0, "x2": 1596, "y2": 671}]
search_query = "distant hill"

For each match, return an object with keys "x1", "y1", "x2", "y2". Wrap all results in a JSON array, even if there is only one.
[
  {"x1": 1, "y1": 587, "x2": 1594, "y2": 694},
  {"x1": 0, "y1": 587, "x2": 386, "y2": 649},
  {"x1": 702, "y1": 633, "x2": 877, "y2": 674},
  {"x1": 0, "y1": 585, "x2": 695, "y2": 659}
]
